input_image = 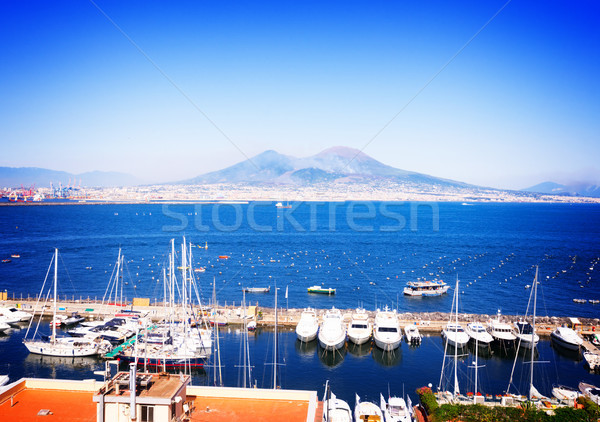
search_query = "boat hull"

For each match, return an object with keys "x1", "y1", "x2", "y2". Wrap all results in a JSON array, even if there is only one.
[
  {"x1": 23, "y1": 340, "x2": 99, "y2": 357},
  {"x1": 373, "y1": 335, "x2": 401, "y2": 351},
  {"x1": 551, "y1": 332, "x2": 581, "y2": 351},
  {"x1": 296, "y1": 328, "x2": 318, "y2": 343},
  {"x1": 347, "y1": 331, "x2": 371, "y2": 345}
]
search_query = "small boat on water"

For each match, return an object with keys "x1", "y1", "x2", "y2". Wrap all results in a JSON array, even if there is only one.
[
  {"x1": 354, "y1": 394, "x2": 383, "y2": 422},
  {"x1": 380, "y1": 394, "x2": 411, "y2": 422},
  {"x1": 1, "y1": 259, "x2": 11, "y2": 263},
  {"x1": 318, "y1": 307, "x2": 346, "y2": 351},
  {"x1": 550, "y1": 326, "x2": 583, "y2": 351},
  {"x1": 194, "y1": 267, "x2": 206, "y2": 273},
  {"x1": 552, "y1": 385, "x2": 580, "y2": 402},
  {"x1": 373, "y1": 307, "x2": 401, "y2": 351},
  {"x1": 275, "y1": 201, "x2": 292, "y2": 209},
  {"x1": 295, "y1": 308, "x2": 319, "y2": 342},
  {"x1": 347, "y1": 308, "x2": 372, "y2": 345},
  {"x1": 403, "y1": 279, "x2": 449, "y2": 296},
  {"x1": 442, "y1": 323, "x2": 469, "y2": 348},
  {"x1": 579, "y1": 382, "x2": 600, "y2": 405},
  {"x1": 10, "y1": 254, "x2": 20, "y2": 258},
  {"x1": 404, "y1": 324, "x2": 422, "y2": 345},
  {"x1": 583, "y1": 351, "x2": 600, "y2": 371},
  {"x1": 243, "y1": 286, "x2": 270, "y2": 293},
  {"x1": 465, "y1": 322, "x2": 493, "y2": 346},
  {"x1": 308, "y1": 285, "x2": 336, "y2": 295}
]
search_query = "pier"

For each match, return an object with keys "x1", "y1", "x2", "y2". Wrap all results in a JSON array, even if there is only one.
[{"x1": 4, "y1": 297, "x2": 599, "y2": 338}]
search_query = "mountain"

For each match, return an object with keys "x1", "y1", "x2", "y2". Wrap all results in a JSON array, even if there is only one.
[
  {"x1": 522, "y1": 181, "x2": 600, "y2": 198},
  {"x1": 182, "y1": 146, "x2": 472, "y2": 188},
  {"x1": 0, "y1": 167, "x2": 141, "y2": 188}
]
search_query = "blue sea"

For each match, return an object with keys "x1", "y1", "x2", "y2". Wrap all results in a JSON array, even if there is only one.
[{"x1": 0, "y1": 202, "x2": 599, "y2": 403}]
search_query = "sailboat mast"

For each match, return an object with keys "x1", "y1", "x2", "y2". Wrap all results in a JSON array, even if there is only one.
[
  {"x1": 454, "y1": 276, "x2": 459, "y2": 398},
  {"x1": 529, "y1": 267, "x2": 538, "y2": 401},
  {"x1": 273, "y1": 284, "x2": 278, "y2": 389},
  {"x1": 242, "y1": 289, "x2": 247, "y2": 388},
  {"x1": 474, "y1": 326, "x2": 479, "y2": 400},
  {"x1": 116, "y1": 248, "x2": 122, "y2": 305},
  {"x1": 52, "y1": 248, "x2": 57, "y2": 343}
]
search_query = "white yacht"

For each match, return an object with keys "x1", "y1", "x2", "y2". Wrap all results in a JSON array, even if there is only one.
[
  {"x1": 487, "y1": 311, "x2": 517, "y2": 347},
  {"x1": 347, "y1": 308, "x2": 372, "y2": 345},
  {"x1": 579, "y1": 382, "x2": 600, "y2": 405},
  {"x1": 322, "y1": 382, "x2": 352, "y2": 422},
  {"x1": 318, "y1": 307, "x2": 346, "y2": 351},
  {"x1": 514, "y1": 319, "x2": 539, "y2": 349},
  {"x1": 404, "y1": 324, "x2": 422, "y2": 345},
  {"x1": 551, "y1": 326, "x2": 583, "y2": 351},
  {"x1": 354, "y1": 395, "x2": 383, "y2": 422},
  {"x1": 0, "y1": 314, "x2": 20, "y2": 326},
  {"x1": 373, "y1": 307, "x2": 401, "y2": 351},
  {"x1": 295, "y1": 308, "x2": 319, "y2": 342},
  {"x1": 465, "y1": 322, "x2": 493, "y2": 345},
  {"x1": 0, "y1": 306, "x2": 32, "y2": 322},
  {"x1": 442, "y1": 322, "x2": 470, "y2": 348},
  {"x1": 380, "y1": 394, "x2": 411, "y2": 422}
]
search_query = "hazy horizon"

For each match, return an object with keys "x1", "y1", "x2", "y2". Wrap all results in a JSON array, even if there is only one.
[{"x1": 1, "y1": 1, "x2": 598, "y2": 190}]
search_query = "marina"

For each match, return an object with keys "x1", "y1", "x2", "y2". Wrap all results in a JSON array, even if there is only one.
[{"x1": 0, "y1": 202, "x2": 599, "y2": 419}]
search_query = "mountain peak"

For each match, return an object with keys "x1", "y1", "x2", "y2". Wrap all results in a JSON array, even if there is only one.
[{"x1": 316, "y1": 146, "x2": 367, "y2": 160}]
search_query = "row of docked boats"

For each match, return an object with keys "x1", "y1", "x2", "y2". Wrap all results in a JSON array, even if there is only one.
[
  {"x1": 296, "y1": 306, "x2": 422, "y2": 351},
  {"x1": 323, "y1": 381, "x2": 413, "y2": 422}
]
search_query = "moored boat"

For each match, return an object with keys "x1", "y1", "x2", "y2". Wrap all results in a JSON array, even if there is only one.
[
  {"x1": 579, "y1": 382, "x2": 600, "y2": 405},
  {"x1": 295, "y1": 308, "x2": 319, "y2": 343},
  {"x1": 347, "y1": 308, "x2": 372, "y2": 345},
  {"x1": 404, "y1": 324, "x2": 422, "y2": 345},
  {"x1": 322, "y1": 381, "x2": 352, "y2": 422},
  {"x1": 373, "y1": 307, "x2": 401, "y2": 351},
  {"x1": 552, "y1": 384, "x2": 580, "y2": 402},
  {"x1": 465, "y1": 322, "x2": 493, "y2": 345},
  {"x1": 583, "y1": 351, "x2": 600, "y2": 371},
  {"x1": 550, "y1": 326, "x2": 583, "y2": 351},
  {"x1": 0, "y1": 306, "x2": 32, "y2": 322},
  {"x1": 487, "y1": 311, "x2": 517, "y2": 347},
  {"x1": 514, "y1": 319, "x2": 539, "y2": 349},
  {"x1": 380, "y1": 393, "x2": 411, "y2": 422},
  {"x1": 318, "y1": 307, "x2": 346, "y2": 351},
  {"x1": 442, "y1": 323, "x2": 469, "y2": 348},
  {"x1": 354, "y1": 394, "x2": 383, "y2": 422}
]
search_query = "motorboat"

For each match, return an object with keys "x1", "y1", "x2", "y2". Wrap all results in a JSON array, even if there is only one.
[
  {"x1": 0, "y1": 306, "x2": 32, "y2": 322},
  {"x1": 53, "y1": 312, "x2": 85, "y2": 327},
  {"x1": 579, "y1": 382, "x2": 600, "y2": 405},
  {"x1": 308, "y1": 285, "x2": 336, "y2": 295},
  {"x1": 318, "y1": 307, "x2": 346, "y2": 351},
  {"x1": 514, "y1": 319, "x2": 539, "y2": 349},
  {"x1": 322, "y1": 382, "x2": 352, "y2": 422},
  {"x1": 295, "y1": 308, "x2": 319, "y2": 342},
  {"x1": 354, "y1": 394, "x2": 383, "y2": 422},
  {"x1": 0, "y1": 321, "x2": 10, "y2": 333},
  {"x1": 552, "y1": 385, "x2": 580, "y2": 402},
  {"x1": 404, "y1": 324, "x2": 422, "y2": 345},
  {"x1": 373, "y1": 307, "x2": 401, "y2": 351},
  {"x1": 487, "y1": 311, "x2": 517, "y2": 347},
  {"x1": 380, "y1": 394, "x2": 411, "y2": 422},
  {"x1": 441, "y1": 323, "x2": 469, "y2": 348},
  {"x1": 0, "y1": 314, "x2": 20, "y2": 326},
  {"x1": 403, "y1": 279, "x2": 449, "y2": 296},
  {"x1": 583, "y1": 351, "x2": 600, "y2": 371},
  {"x1": 347, "y1": 308, "x2": 372, "y2": 345},
  {"x1": 465, "y1": 322, "x2": 493, "y2": 345},
  {"x1": 550, "y1": 326, "x2": 583, "y2": 351},
  {"x1": 242, "y1": 286, "x2": 270, "y2": 293}
]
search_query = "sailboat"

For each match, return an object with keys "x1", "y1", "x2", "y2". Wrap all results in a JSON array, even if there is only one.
[
  {"x1": 438, "y1": 276, "x2": 467, "y2": 400},
  {"x1": 507, "y1": 267, "x2": 548, "y2": 402},
  {"x1": 23, "y1": 249, "x2": 108, "y2": 357}
]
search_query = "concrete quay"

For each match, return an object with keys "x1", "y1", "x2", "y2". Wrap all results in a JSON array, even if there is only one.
[{"x1": 6, "y1": 298, "x2": 600, "y2": 341}]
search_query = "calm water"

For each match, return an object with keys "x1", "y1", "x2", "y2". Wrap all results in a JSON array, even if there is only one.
[{"x1": 0, "y1": 202, "x2": 599, "y2": 402}]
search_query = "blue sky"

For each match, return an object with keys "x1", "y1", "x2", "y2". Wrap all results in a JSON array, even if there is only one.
[{"x1": 1, "y1": 0, "x2": 598, "y2": 189}]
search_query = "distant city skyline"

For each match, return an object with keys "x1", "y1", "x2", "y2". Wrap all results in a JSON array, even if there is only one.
[{"x1": 1, "y1": 1, "x2": 598, "y2": 190}]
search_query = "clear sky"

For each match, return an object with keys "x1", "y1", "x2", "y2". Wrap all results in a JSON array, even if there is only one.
[{"x1": 1, "y1": 0, "x2": 598, "y2": 189}]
